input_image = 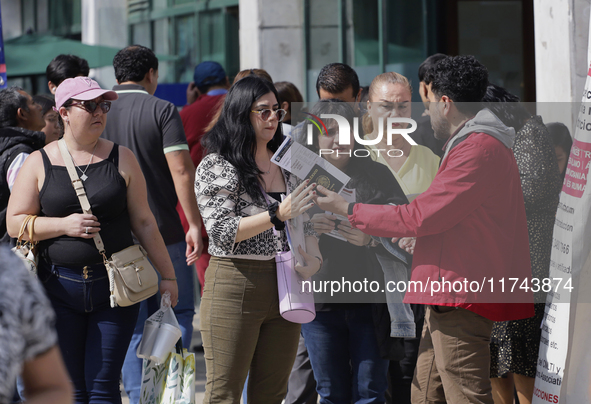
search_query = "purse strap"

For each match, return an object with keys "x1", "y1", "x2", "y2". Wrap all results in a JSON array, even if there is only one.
[
  {"x1": 27, "y1": 215, "x2": 37, "y2": 243},
  {"x1": 16, "y1": 214, "x2": 36, "y2": 246},
  {"x1": 57, "y1": 139, "x2": 107, "y2": 255}
]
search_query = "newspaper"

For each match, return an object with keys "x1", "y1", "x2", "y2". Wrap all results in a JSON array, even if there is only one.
[
  {"x1": 271, "y1": 136, "x2": 350, "y2": 194},
  {"x1": 283, "y1": 193, "x2": 307, "y2": 266},
  {"x1": 272, "y1": 136, "x2": 351, "y2": 264}
]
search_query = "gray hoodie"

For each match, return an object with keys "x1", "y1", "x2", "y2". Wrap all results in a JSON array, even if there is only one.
[{"x1": 442, "y1": 108, "x2": 516, "y2": 161}]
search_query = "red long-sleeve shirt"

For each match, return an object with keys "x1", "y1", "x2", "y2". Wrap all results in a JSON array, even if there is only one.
[{"x1": 349, "y1": 132, "x2": 534, "y2": 321}]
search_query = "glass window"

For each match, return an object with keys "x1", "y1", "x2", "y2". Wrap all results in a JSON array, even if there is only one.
[
  {"x1": 125, "y1": 0, "x2": 240, "y2": 84},
  {"x1": 352, "y1": 0, "x2": 379, "y2": 67},
  {"x1": 49, "y1": 0, "x2": 82, "y2": 37},
  {"x1": 176, "y1": 14, "x2": 197, "y2": 82},
  {"x1": 199, "y1": 10, "x2": 224, "y2": 63},
  {"x1": 458, "y1": 1, "x2": 524, "y2": 99},
  {"x1": 131, "y1": 22, "x2": 152, "y2": 48},
  {"x1": 224, "y1": 6, "x2": 240, "y2": 77},
  {"x1": 36, "y1": 0, "x2": 49, "y2": 32},
  {"x1": 308, "y1": 0, "x2": 340, "y2": 70},
  {"x1": 350, "y1": 0, "x2": 381, "y2": 86},
  {"x1": 154, "y1": 18, "x2": 173, "y2": 83},
  {"x1": 385, "y1": 0, "x2": 425, "y2": 65},
  {"x1": 22, "y1": 0, "x2": 36, "y2": 32},
  {"x1": 306, "y1": 0, "x2": 340, "y2": 99},
  {"x1": 383, "y1": 0, "x2": 426, "y2": 100},
  {"x1": 153, "y1": 0, "x2": 169, "y2": 11}
]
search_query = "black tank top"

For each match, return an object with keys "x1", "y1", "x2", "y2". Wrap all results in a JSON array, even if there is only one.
[{"x1": 38, "y1": 144, "x2": 134, "y2": 266}]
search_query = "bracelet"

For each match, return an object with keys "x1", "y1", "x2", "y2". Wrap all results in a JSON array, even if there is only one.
[
  {"x1": 268, "y1": 201, "x2": 286, "y2": 231},
  {"x1": 161, "y1": 277, "x2": 177, "y2": 281},
  {"x1": 314, "y1": 256, "x2": 323, "y2": 266}
]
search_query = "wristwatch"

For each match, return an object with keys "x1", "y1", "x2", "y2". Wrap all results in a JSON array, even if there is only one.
[{"x1": 268, "y1": 201, "x2": 286, "y2": 230}]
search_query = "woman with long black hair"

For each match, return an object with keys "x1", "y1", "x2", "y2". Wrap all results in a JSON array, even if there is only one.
[{"x1": 195, "y1": 75, "x2": 321, "y2": 403}]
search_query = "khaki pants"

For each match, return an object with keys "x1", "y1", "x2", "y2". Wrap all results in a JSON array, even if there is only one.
[
  {"x1": 411, "y1": 306, "x2": 494, "y2": 404},
  {"x1": 201, "y1": 256, "x2": 301, "y2": 404}
]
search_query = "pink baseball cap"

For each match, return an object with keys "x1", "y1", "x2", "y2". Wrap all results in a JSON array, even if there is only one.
[{"x1": 55, "y1": 77, "x2": 118, "y2": 109}]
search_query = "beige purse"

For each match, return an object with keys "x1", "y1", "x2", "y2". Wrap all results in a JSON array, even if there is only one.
[
  {"x1": 58, "y1": 139, "x2": 159, "y2": 307},
  {"x1": 104, "y1": 244, "x2": 159, "y2": 307}
]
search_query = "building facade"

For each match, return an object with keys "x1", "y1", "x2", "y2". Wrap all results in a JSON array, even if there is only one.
[{"x1": 1, "y1": 0, "x2": 588, "y2": 109}]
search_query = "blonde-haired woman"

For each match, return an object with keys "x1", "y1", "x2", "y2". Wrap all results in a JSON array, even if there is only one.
[
  {"x1": 363, "y1": 72, "x2": 439, "y2": 404},
  {"x1": 363, "y1": 72, "x2": 439, "y2": 201}
]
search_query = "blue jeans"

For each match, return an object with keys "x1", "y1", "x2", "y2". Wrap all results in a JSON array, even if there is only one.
[
  {"x1": 121, "y1": 241, "x2": 195, "y2": 404},
  {"x1": 373, "y1": 249, "x2": 415, "y2": 338},
  {"x1": 39, "y1": 261, "x2": 140, "y2": 404},
  {"x1": 301, "y1": 307, "x2": 389, "y2": 404}
]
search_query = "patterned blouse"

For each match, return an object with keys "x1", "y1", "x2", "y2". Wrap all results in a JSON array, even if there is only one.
[{"x1": 195, "y1": 153, "x2": 315, "y2": 260}]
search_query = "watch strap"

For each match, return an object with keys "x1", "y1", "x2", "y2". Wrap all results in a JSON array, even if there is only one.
[{"x1": 268, "y1": 201, "x2": 286, "y2": 230}]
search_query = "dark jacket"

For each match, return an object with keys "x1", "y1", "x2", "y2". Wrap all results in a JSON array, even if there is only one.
[
  {"x1": 313, "y1": 156, "x2": 411, "y2": 359},
  {"x1": 0, "y1": 127, "x2": 45, "y2": 243}
]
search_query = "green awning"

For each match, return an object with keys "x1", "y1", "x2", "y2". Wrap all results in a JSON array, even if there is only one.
[{"x1": 4, "y1": 33, "x2": 178, "y2": 77}]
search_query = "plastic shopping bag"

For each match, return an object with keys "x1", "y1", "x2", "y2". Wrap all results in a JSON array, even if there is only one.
[
  {"x1": 137, "y1": 291, "x2": 182, "y2": 364},
  {"x1": 139, "y1": 341, "x2": 196, "y2": 404}
]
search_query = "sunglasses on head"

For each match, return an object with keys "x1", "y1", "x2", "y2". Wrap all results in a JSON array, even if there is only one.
[
  {"x1": 251, "y1": 108, "x2": 287, "y2": 122},
  {"x1": 70, "y1": 100, "x2": 111, "y2": 114}
]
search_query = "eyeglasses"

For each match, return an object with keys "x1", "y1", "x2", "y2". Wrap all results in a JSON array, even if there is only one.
[
  {"x1": 70, "y1": 100, "x2": 111, "y2": 114},
  {"x1": 251, "y1": 108, "x2": 286, "y2": 122}
]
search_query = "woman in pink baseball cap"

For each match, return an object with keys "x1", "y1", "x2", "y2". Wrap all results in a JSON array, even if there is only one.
[{"x1": 6, "y1": 76, "x2": 179, "y2": 403}]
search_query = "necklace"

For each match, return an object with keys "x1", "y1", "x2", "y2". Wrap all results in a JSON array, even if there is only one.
[
  {"x1": 259, "y1": 150, "x2": 279, "y2": 191},
  {"x1": 261, "y1": 160, "x2": 272, "y2": 174},
  {"x1": 258, "y1": 150, "x2": 273, "y2": 174},
  {"x1": 66, "y1": 141, "x2": 99, "y2": 181}
]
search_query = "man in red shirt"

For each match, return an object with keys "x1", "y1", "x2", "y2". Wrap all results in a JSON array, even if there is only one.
[
  {"x1": 178, "y1": 61, "x2": 229, "y2": 293},
  {"x1": 314, "y1": 55, "x2": 533, "y2": 404}
]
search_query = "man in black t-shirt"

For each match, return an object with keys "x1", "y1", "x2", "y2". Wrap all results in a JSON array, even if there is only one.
[{"x1": 102, "y1": 45, "x2": 203, "y2": 404}]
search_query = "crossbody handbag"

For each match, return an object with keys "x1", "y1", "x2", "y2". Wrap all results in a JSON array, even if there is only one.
[{"x1": 58, "y1": 139, "x2": 159, "y2": 308}]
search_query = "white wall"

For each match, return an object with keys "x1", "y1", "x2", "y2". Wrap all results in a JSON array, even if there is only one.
[
  {"x1": 534, "y1": 0, "x2": 591, "y2": 128},
  {"x1": 239, "y1": 0, "x2": 305, "y2": 93},
  {"x1": 0, "y1": 0, "x2": 22, "y2": 40},
  {"x1": 82, "y1": 0, "x2": 128, "y2": 89},
  {"x1": 239, "y1": 0, "x2": 261, "y2": 70}
]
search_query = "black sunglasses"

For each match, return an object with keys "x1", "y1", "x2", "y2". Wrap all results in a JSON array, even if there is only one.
[{"x1": 70, "y1": 100, "x2": 111, "y2": 114}]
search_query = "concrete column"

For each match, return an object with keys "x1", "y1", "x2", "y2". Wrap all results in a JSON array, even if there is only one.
[
  {"x1": 82, "y1": 0, "x2": 127, "y2": 89},
  {"x1": 239, "y1": 0, "x2": 261, "y2": 70},
  {"x1": 239, "y1": 0, "x2": 305, "y2": 93},
  {"x1": 534, "y1": 0, "x2": 575, "y2": 103}
]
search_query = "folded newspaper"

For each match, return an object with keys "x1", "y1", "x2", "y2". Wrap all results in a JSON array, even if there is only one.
[
  {"x1": 271, "y1": 137, "x2": 353, "y2": 247},
  {"x1": 271, "y1": 136, "x2": 350, "y2": 194}
]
